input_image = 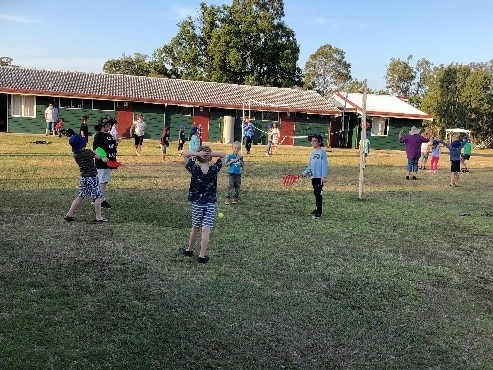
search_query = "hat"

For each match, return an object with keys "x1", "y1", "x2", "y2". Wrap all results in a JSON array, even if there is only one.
[
  {"x1": 190, "y1": 127, "x2": 198, "y2": 135},
  {"x1": 307, "y1": 133, "x2": 324, "y2": 146},
  {"x1": 451, "y1": 139, "x2": 462, "y2": 148},
  {"x1": 81, "y1": 114, "x2": 89, "y2": 120},
  {"x1": 409, "y1": 126, "x2": 421, "y2": 135},
  {"x1": 69, "y1": 134, "x2": 86, "y2": 153}
]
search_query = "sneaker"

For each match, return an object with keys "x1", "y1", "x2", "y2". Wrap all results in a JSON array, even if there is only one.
[
  {"x1": 93, "y1": 218, "x2": 109, "y2": 223},
  {"x1": 405, "y1": 176, "x2": 410, "y2": 180},
  {"x1": 101, "y1": 200, "x2": 111, "y2": 208},
  {"x1": 232, "y1": 198, "x2": 238, "y2": 204},
  {"x1": 198, "y1": 256, "x2": 209, "y2": 264},
  {"x1": 224, "y1": 198, "x2": 231, "y2": 205},
  {"x1": 309, "y1": 209, "x2": 317, "y2": 216},
  {"x1": 312, "y1": 212, "x2": 321, "y2": 219},
  {"x1": 181, "y1": 248, "x2": 193, "y2": 257},
  {"x1": 64, "y1": 215, "x2": 75, "y2": 222},
  {"x1": 412, "y1": 176, "x2": 417, "y2": 180}
]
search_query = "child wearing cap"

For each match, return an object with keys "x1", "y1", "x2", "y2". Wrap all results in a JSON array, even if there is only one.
[
  {"x1": 439, "y1": 138, "x2": 467, "y2": 186},
  {"x1": 64, "y1": 134, "x2": 109, "y2": 222},
  {"x1": 301, "y1": 133, "x2": 328, "y2": 219}
]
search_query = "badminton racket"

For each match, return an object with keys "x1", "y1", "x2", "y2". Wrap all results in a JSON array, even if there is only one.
[{"x1": 282, "y1": 174, "x2": 302, "y2": 187}]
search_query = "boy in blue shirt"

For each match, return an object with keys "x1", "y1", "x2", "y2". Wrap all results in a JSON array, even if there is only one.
[
  {"x1": 224, "y1": 141, "x2": 244, "y2": 205},
  {"x1": 301, "y1": 133, "x2": 328, "y2": 219}
]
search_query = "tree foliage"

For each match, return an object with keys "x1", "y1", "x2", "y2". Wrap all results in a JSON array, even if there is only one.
[
  {"x1": 385, "y1": 55, "x2": 416, "y2": 97},
  {"x1": 151, "y1": 0, "x2": 301, "y2": 87},
  {"x1": 303, "y1": 44, "x2": 351, "y2": 96},
  {"x1": 103, "y1": 53, "x2": 155, "y2": 76},
  {"x1": 421, "y1": 63, "x2": 493, "y2": 140},
  {"x1": 0, "y1": 57, "x2": 17, "y2": 67}
]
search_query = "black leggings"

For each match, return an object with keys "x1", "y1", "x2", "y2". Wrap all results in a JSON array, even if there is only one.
[{"x1": 312, "y1": 178, "x2": 323, "y2": 214}]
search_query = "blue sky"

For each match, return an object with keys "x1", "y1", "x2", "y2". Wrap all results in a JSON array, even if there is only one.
[{"x1": 1, "y1": 0, "x2": 492, "y2": 90}]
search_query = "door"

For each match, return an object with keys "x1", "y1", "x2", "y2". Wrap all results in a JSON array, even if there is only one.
[
  {"x1": 193, "y1": 107, "x2": 210, "y2": 142},
  {"x1": 116, "y1": 101, "x2": 134, "y2": 138},
  {"x1": 279, "y1": 113, "x2": 295, "y2": 145}
]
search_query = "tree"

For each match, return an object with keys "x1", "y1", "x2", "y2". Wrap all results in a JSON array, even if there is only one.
[
  {"x1": 103, "y1": 53, "x2": 154, "y2": 76},
  {"x1": 421, "y1": 63, "x2": 493, "y2": 140},
  {"x1": 303, "y1": 44, "x2": 351, "y2": 96},
  {"x1": 385, "y1": 55, "x2": 416, "y2": 97},
  {"x1": 151, "y1": 0, "x2": 302, "y2": 87},
  {"x1": 0, "y1": 57, "x2": 17, "y2": 67}
]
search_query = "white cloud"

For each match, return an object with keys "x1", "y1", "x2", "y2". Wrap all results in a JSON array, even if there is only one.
[{"x1": 0, "y1": 13, "x2": 35, "y2": 23}]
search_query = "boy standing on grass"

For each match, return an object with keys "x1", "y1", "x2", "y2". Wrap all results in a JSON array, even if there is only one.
[
  {"x1": 301, "y1": 133, "x2": 328, "y2": 219},
  {"x1": 160, "y1": 127, "x2": 170, "y2": 162},
  {"x1": 440, "y1": 139, "x2": 467, "y2": 187},
  {"x1": 182, "y1": 146, "x2": 226, "y2": 263},
  {"x1": 64, "y1": 134, "x2": 108, "y2": 223},
  {"x1": 224, "y1": 141, "x2": 244, "y2": 205},
  {"x1": 460, "y1": 137, "x2": 472, "y2": 172}
]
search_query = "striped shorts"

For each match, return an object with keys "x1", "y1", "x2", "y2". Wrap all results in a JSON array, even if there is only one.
[{"x1": 191, "y1": 203, "x2": 216, "y2": 228}]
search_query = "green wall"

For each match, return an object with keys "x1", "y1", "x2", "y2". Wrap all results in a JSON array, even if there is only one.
[{"x1": 293, "y1": 113, "x2": 330, "y2": 147}]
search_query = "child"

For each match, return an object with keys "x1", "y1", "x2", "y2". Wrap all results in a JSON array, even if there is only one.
[
  {"x1": 64, "y1": 134, "x2": 108, "y2": 222},
  {"x1": 225, "y1": 141, "x2": 244, "y2": 204},
  {"x1": 440, "y1": 139, "x2": 467, "y2": 186},
  {"x1": 430, "y1": 139, "x2": 441, "y2": 173},
  {"x1": 460, "y1": 137, "x2": 472, "y2": 172},
  {"x1": 182, "y1": 146, "x2": 226, "y2": 263},
  {"x1": 80, "y1": 115, "x2": 89, "y2": 143},
  {"x1": 359, "y1": 136, "x2": 370, "y2": 167},
  {"x1": 160, "y1": 127, "x2": 170, "y2": 162},
  {"x1": 265, "y1": 123, "x2": 273, "y2": 156},
  {"x1": 110, "y1": 119, "x2": 119, "y2": 145},
  {"x1": 271, "y1": 122, "x2": 280, "y2": 154},
  {"x1": 301, "y1": 133, "x2": 328, "y2": 219},
  {"x1": 419, "y1": 140, "x2": 430, "y2": 169},
  {"x1": 55, "y1": 118, "x2": 64, "y2": 137},
  {"x1": 178, "y1": 125, "x2": 186, "y2": 152},
  {"x1": 188, "y1": 126, "x2": 200, "y2": 152}
]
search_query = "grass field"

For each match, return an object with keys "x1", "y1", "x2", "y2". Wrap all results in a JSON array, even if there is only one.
[{"x1": 1, "y1": 133, "x2": 492, "y2": 369}]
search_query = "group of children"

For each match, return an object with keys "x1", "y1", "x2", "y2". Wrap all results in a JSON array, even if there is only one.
[
  {"x1": 419, "y1": 136, "x2": 472, "y2": 186},
  {"x1": 64, "y1": 116, "x2": 119, "y2": 223}
]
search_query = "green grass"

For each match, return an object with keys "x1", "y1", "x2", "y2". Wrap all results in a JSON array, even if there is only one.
[{"x1": 1, "y1": 133, "x2": 492, "y2": 369}]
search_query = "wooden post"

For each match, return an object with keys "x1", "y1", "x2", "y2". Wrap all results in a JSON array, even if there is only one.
[{"x1": 358, "y1": 81, "x2": 368, "y2": 200}]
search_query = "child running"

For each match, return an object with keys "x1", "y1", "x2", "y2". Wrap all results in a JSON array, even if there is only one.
[
  {"x1": 440, "y1": 138, "x2": 467, "y2": 186},
  {"x1": 430, "y1": 139, "x2": 441, "y2": 173},
  {"x1": 160, "y1": 127, "x2": 170, "y2": 162}
]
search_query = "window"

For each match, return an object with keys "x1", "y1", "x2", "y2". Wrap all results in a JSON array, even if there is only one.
[
  {"x1": 59, "y1": 97, "x2": 83, "y2": 109},
  {"x1": 262, "y1": 111, "x2": 278, "y2": 121},
  {"x1": 371, "y1": 117, "x2": 389, "y2": 136},
  {"x1": 181, "y1": 107, "x2": 192, "y2": 116},
  {"x1": 11, "y1": 95, "x2": 36, "y2": 117},
  {"x1": 92, "y1": 100, "x2": 115, "y2": 111}
]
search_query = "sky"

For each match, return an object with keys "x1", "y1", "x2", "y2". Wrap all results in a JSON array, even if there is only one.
[{"x1": 1, "y1": 0, "x2": 492, "y2": 91}]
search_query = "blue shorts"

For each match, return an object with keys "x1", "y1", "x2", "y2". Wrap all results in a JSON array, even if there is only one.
[{"x1": 191, "y1": 203, "x2": 216, "y2": 228}]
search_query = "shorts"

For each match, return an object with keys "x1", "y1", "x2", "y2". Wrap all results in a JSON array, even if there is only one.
[
  {"x1": 134, "y1": 135, "x2": 144, "y2": 146},
  {"x1": 78, "y1": 176, "x2": 102, "y2": 199},
  {"x1": 160, "y1": 144, "x2": 167, "y2": 154},
  {"x1": 191, "y1": 202, "x2": 216, "y2": 228},
  {"x1": 451, "y1": 160, "x2": 461, "y2": 173},
  {"x1": 421, "y1": 152, "x2": 429, "y2": 160},
  {"x1": 97, "y1": 168, "x2": 112, "y2": 184},
  {"x1": 461, "y1": 154, "x2": 470, "y2": 160}
]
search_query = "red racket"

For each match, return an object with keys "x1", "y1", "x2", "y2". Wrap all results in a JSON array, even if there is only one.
[
  {"x1": 107, "y1": 161, "x2": 121, "y2": 169},
  {"x1": 282, "y1": 174, "x2": 302, "y2": 187}
]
